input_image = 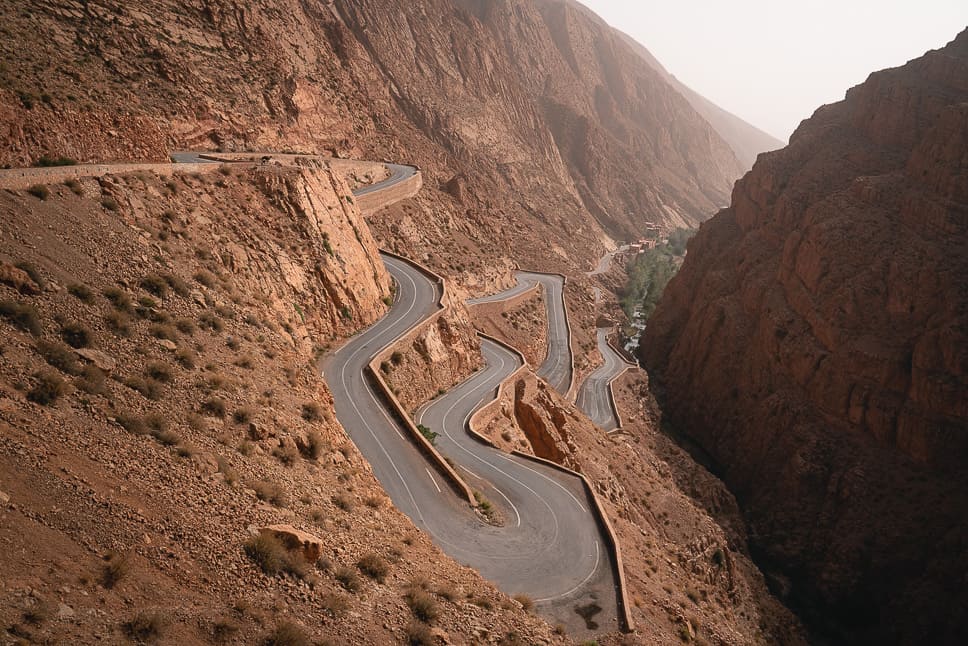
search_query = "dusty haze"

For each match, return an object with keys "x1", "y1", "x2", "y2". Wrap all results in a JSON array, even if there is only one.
[{"x1": 579, "y1": 0, "x2": 968, "y2": 140}]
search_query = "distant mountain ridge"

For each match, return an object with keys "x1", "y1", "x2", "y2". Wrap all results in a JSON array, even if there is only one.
[
  {"x1": 613, "y1": 30, "x2": 784, "y2": 169},
  {"x1": 561, "y1": 1, "x2": 783, "y2": 169}
]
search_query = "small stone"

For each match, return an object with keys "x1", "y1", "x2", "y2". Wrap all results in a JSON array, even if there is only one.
[
  {"x1": 158, "y1": 339, "x2": 177, "y2": 351},
  {"x1": 0, "y1": 491, "x2": 8, "y2": 504},
  {"x1": 57, "y1": 603, "x2": 75, "y2": 619}
]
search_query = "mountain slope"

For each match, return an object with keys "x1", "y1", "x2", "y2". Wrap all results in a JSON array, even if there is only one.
[
  {"x1": 642, "y1": 29, "x2": 968, "y2": 643},
  {"x1": 0, "y1": 0, "x2": 744, "y2": 270}
]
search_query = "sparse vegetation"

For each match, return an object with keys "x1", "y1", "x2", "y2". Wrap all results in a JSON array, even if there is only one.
[
  {"x1": 117, "y1": 414, "x2": 148, "y2": 435},
  {"x1": 474, "y1": 491, "x2": 496, "y2": 523},
  {"x1": 105, "y1": 310, "x2": 134, "y2": 336},
  {"x1": 201, "y1": 396, "x2": 227, "y2": 417},
  {"x1": 332, "y1": 493, "x2": 354, "y2": 512},
  {"x1": 357, "y1": 553, "x2": 389, "y2": 583},
  {"x1": 0, "y1": 299, "x2": 42, "y2": 336},
  {"x1": 513, "y1": 593, "x2": 534, "y2": 612},
  {"x1": 60, "y1": 321, "x2": 93, "y2": 348},
  {"x1": 27, "y1": 184, "x2": 50, "y2": 200},
  {"x1": 406, "y1": 589, "x2": 440, "y2": 623},
  {"x1": 175, "y1": 347, "x2": 196, "y2": 368},
  {"x1": 216, "y1": 456, "x2": 239, "y2": 486},
  {"x1": 124, "y1": 375, "x2": 163, "y2": 400},
  {"x1": 298, "y1": 430, "x2": 325, "y2": 460},
  {"x1": 334, "y1": 566, "x2": 361, "y2": 593},
  {"x1": 100, "y1": 197, "x2": 119, "y2": 211},
  {"x1": 102, "y1": 551, "x2": 130, "y2": 589},
  {"x1": 244, "y1": 534, "x2": 306, "y2": 578},
  {"x1": 232, "y1": 406, "x2": 254, "y2": 424},
  {"x1": 36, "y1": 339, "x2": 82, "y2": 375},
  {"x1": 124, "y1": 610, "x2": 168, "y2": 642},
  {"x1": 67, "y1": 283, "x2": 95, "y2": 303},
  {"x1": 140, "y1": 273, "x2": 169, "y2": 298},
  {"x1": 34, "y1": 155, "x2": 76, "y2": 167},
  {"x1": 28, "y1": 370, "x2": 68, "y2": 405},
  {"x1": 193, "y1": 270, "x2": 216, "y2": 288},
  {"x1": 199, "y1": 311, "x2": 224, "y2": 332},
  {"x1": 175, "y1": 317, "x2": 196, "y2": 335},
  {"x1": 320, "y1": 592, "x2": 349, "y2": 618},
  {"x1": 263, "y1": 621, "x2": 311, "y2": 646},
  {"x1": 103, "y1": 286, "x2": 134, "y2": 313},
  {"x1": 405, "y1": 622, "x2": 435, "y2": 646},
  {"x1": 272, "y1": 443, "x2": 299, "y2": 466},
  {"x1": 416, "y1": 424, "x2": 438, "y2": 445},
  {"x1": 251, "y1": 480, "x2": 287, "y2": 507},
  {"x1": 64, "y1": 178, "x2": 84, "y2": 195},
  {"x1": 301, "y1": 401, "x2": 323, "y2": 421},
  {"x1": 211, "y1": 617, "x2": 240, "y2": 643},
  {"x1": 76, "y1": 365, "x2": 107, "y2": 395}
]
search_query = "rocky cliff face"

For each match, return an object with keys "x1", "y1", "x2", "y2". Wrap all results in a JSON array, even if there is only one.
[
  {"x1": 642, "y1": 30, "x2": 968, "y2": 643},
  {"x1": 1, "y1": 0, "x2": 744, "y2": 279}
]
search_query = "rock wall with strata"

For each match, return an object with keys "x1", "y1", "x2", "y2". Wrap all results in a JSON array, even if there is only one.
[{"x1": 642, "y1": 30, "x2": 968, "y2": 644}]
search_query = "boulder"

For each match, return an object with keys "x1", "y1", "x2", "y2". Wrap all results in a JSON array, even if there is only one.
[
  {"x1": 74, "y1": 348, "x2": 117, "y2": 373},
  {"x1": 259, "y1": 525, "x2": 324, "y2": 564}
]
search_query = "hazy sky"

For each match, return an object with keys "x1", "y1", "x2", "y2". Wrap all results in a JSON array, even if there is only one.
[{"x1": 578, "y1": 0, "x2": 968, "y2": 142}]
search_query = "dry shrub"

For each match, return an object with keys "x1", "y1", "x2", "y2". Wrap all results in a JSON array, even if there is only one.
[
  {"x1": 28, "y1": 370, "x2": 68, "y2": 405},
  {"x1": 406, "y1": 589, "x2": 440, "y2": 623},
  {"x1": 357, "y1": 553, "x2": 389, "y2": 583},
  {"x1": 124, "y1": 610, "x2": 167, "y2": 641},
  {"x1": 263, "y1": 621, "x2": 310, "y2": 646},
  {"x1": 0, "y1": 299, "x2": 42, "y2": 336},
  {"x1": 36, "y1": 339, "x2": 82, "y2": 375},
  {"x1": 102, "y1": 551, "x2": 130, "y2": 589},
  {"x1": 251, "y1": 480, "x2": 287, "y2": 507},
  {"x1": 243, "y1": 534, "x2": 306, "y2": 578},
  {"x1": 60, "y1": 321, "x2": 93, "y2": 348}
]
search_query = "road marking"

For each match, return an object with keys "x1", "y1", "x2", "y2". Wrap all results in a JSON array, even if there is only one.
[
  {"x1": 490, "y1": 483, "x2": 521, "y2": 527},
  {"x1": 461, "y1": 465, "x2": 483, "y2": 480},
  {"x1": 534, "y1": 540, "x2": 601, "y2": 603},
  {"x1": 426, "y1": 468, "x2": 441, "y2": 493}
]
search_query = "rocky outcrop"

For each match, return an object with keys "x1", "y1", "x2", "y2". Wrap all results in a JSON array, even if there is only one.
[{"x1": 642, "y1": 30, "x2": 968, "y2": 644}]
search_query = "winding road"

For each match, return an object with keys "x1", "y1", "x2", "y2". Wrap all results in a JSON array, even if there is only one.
[
  {"x1": 575, "y1": 329, "x2": 632, "y2": 431},
  {"x1": 324, "y1": 257, "x2": 620, "y2": 636},
  {"x1": 467, "y1": 272, "x2": 573, "y2": 395},
  {"x1": 1, "y1": 152, "x2": 623, "y2": 633}
]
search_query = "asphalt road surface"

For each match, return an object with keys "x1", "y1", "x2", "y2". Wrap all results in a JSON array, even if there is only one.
[
  {"x1": 325, "y1": 257, "x2": 619, "y2": 636},
  {"x1": 467, "y1": 272, "x2": 573, "y2": 395},
  {"x1": 576, "y1": 329, "x2": 630, "y2": 431},
  {"x1": 170, "y1": 153, "x2": 415, "y2": 198}
]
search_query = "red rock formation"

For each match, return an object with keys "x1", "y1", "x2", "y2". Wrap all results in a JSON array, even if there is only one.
[{"x1": 642, "y1": 30, "x2": 968, "y2": 644}]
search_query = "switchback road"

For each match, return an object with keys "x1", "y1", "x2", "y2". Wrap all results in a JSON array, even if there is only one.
[
  {"x1": 467, "y1": 272, "x2": 573, "y2": 395},
  {"x1": 576, "y1": 329, "x2": 633, "y2": 431},
  {"x1": 325, "y1": 258, "x2": 619, "y2": 635}
]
